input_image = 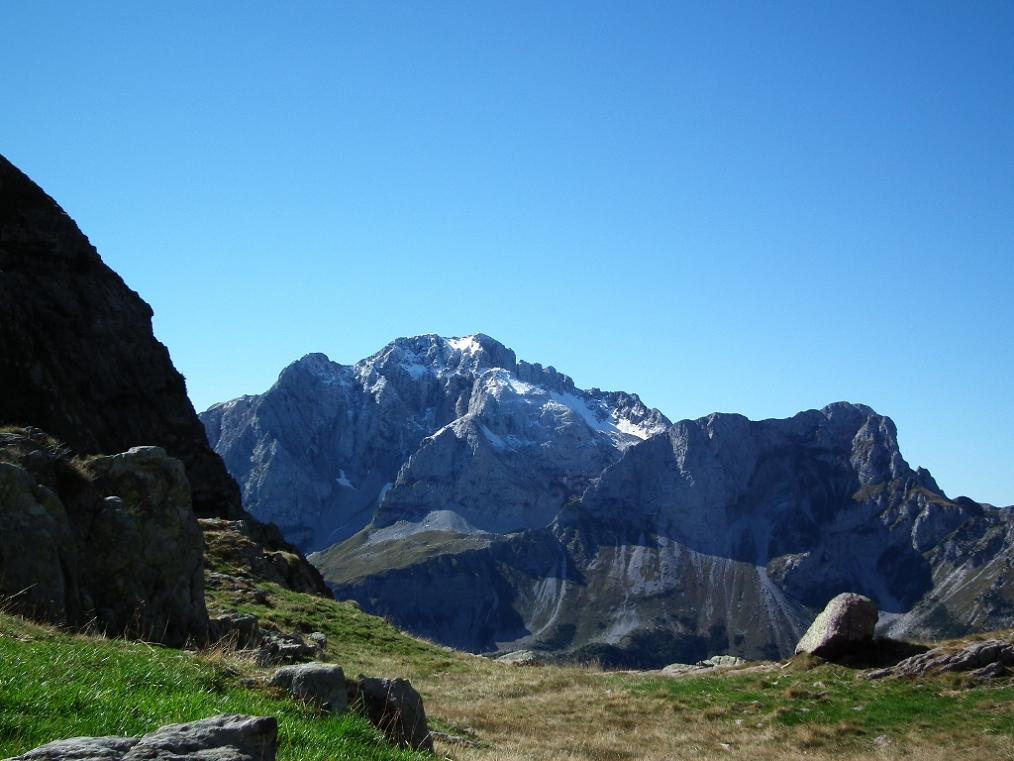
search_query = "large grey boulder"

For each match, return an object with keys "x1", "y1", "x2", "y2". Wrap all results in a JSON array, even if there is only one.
[
  {"x1": 82, "y1": 446, "x2": 208, "y2": 644},
  {"x1": 270, "y1": 662, "x2": 347, "y2": 713},
  {"x1": 795, "y1": 593, "x2": 879, "y2": 659},
  {"x1": 347, "y1": 676, "x2": 433, "y2": 752},
  {"x1": 0, "y1": 431, "x2": 208, "y2": 646},
  {"x1": 8, "y1": 714, "x2": 277, "y2": 761}
]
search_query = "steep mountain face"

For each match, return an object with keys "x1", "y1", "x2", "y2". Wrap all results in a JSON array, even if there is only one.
[
  {"x1": 201, "y1": 334, "x2": 667, "y2": 550},
  {"x1": 318, "y1": 403, "x2": 1014, "y2": 666},
  {"x1": 0, "y1": 155, "x2": 240, "y2": 518}
]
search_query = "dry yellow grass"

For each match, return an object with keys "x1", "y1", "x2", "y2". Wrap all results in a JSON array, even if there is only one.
[
  {"x1": 207, "y1": 583, "x2": 1014, "y2": 761},
  {"x1": 414, "y1": 661, "x2": 1012, "y2": 761}
]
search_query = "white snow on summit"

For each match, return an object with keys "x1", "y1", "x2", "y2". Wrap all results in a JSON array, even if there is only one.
[{"x1": 447, "y1": 335, "x2": 482, "y2": 354}]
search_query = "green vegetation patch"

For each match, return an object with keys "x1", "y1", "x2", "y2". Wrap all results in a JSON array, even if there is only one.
[
  {"x1": 315, "y1": 529, "x2": 494, "y2": 587},
  {"x1": 206, "y1": 582, "x2": 468, "y2": 679},
  {"x1": 624, "y1": 663, "x2": 1014, "y2": 747},
  {"x1": 0, "y1": 614, "x2": 428, "y2": 761}
]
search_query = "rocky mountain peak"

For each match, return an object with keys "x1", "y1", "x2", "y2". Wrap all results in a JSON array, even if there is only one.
[
  {"x1": 291, "y1": 352, "x2": 347, "y2": 378},
  {"x1": 202, "y1": 333, "x2": 672, "y2": 548},
  {"x1": 354, "y1": 333, "x2": 518, "y2": 386}
]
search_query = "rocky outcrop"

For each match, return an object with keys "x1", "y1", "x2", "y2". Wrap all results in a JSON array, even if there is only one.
[
  {"x1": 661, "y1": 655, "x2": 747, "y2": 675},
  {"x1": 8, "y1": 714, "x2": 277, "y2": 761},
  {"x1": 0, "y1": 430, "x2": 208, "y2": 645},
  {"x1": 200, "y1": 518, "x2": 329, "y2": 597},
  {"x1": 867, "y1": 638, "x2": 1014, "y2": 680},
  {"x1": 795, "y1": 593, "x2": 879, "y2": 659},
  {"x1": 0, "y1": 155, "x2": 240, "y2": 519},
  {"x1": 255, "y1": 629, "x2": 326, "y2": 665},
  {"x1": 0, "y1": 156, "x2": 324, "y2": 633},
  {"x1": 208, "y1": 610, "x2": 326, "y2": 664},
  {"x1": 496, "y1": 649, "x2": 545, "y2": 666}
]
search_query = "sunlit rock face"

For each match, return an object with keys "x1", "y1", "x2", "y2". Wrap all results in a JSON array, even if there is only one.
[
  {"x1": 201, "y1": 333, "x2": 668, "y2": 550},
  {"x1": 204, "y1": 338, "x2": 1014, "y2": 667}
]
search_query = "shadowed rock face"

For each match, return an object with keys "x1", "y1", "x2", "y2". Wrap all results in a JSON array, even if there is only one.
[
  {"x1": 0, "y1": 156, "x2": 326, "y2": 632},
  {"x1": 0, "y1": 155, "x2": 240, "y2": 518},
  {"x1": 0, "y1": 430, "x2": 208, "y2": 646}
]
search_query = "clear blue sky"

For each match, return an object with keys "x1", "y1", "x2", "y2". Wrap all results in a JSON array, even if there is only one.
[{"x1": 2, "y1": 2, "x2": 1012, "y2": 505}]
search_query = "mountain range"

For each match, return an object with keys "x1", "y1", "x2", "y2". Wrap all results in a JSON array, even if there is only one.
[{"x1": 202, "y1": 334, "x2": 1014, "y2": 666}]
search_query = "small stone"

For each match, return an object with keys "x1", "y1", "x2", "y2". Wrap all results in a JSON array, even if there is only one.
[
  {"x1": 496, "y1": 649, "x2": 544, "y2": 666},
  {"x1": 308, "y1": 632, "x2": 328, "y2": 651}
]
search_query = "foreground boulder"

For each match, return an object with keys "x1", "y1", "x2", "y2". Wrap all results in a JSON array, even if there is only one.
[
  {"x1": 9, "y1": 714, "x2": 277, "y2": 761},
  {"x1": 795, "y1": 593, "x2": 878, "y2": 660},
  {"x1": 348, "y1": 676, "x2": 433, "y2": 752},
  {"x1": 867, "y1": 638, "x2": 1014, "y2": 680},
  {"x1": 0, "y1": 431, "x2": 208, "y2": 645},
  {"x1": 267, "y1": 663, "x2": 432, "y2": 752},
  {"x1": 270, "y1": 662, "x2": 348, "y2": 713}
]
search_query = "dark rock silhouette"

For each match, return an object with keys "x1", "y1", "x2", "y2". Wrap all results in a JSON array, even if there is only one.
[{"x1": 0, "y1": 154, "x2": 240, "y2": 519}]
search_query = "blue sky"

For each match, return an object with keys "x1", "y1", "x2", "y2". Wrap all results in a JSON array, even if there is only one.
[{"x1": 2, "y1": 2, "x2": 1012, "y2": 504}]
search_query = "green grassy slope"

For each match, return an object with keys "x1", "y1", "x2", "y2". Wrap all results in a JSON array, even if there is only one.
[
  {"x1": 205, "y1": 581, "x2": 471, "y2": 680},
  {"x1": 0, "y1": 614, "x2": 428, "y2": 761},
  {"x1": 626, "y1": 661, "x2": 1014, "y2": 750},
  {"x1": 5, "y1": 562, "x2": 1013, "y2": 761}
]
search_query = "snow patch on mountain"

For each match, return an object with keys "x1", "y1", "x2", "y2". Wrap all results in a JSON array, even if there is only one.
[{"x1": 447, "y1": 335, "x2": 482, "y2": 355}]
